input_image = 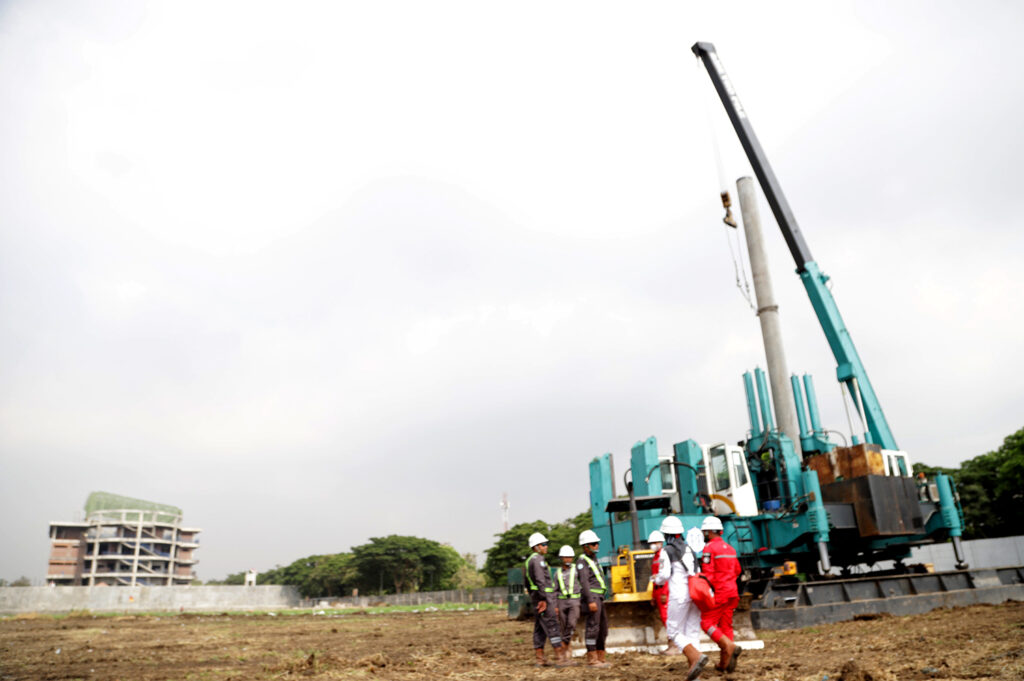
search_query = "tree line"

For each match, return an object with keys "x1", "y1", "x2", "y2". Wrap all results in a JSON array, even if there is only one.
[
  {"x1": 205, "y1": 510, "x2": 593, "y2": 597},
  {"x1": 209, "y1": 535, "x2": 485, "y2": 598}
]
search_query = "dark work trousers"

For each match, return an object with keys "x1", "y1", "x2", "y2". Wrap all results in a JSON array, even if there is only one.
[
  {"x1": 531, "y1": 592, "x2": 563, "y2": 649},
  {"x1": 583, "y1": 594, "x2": 608, "y2": 651},
  {"x1": 557, "y1": 598, "x2": 581, "y2": 644}
]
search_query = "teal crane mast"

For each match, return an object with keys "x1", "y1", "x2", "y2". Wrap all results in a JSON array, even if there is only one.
[{"x1": 691, "y1": 42, "x2": 897, "y2": 452}]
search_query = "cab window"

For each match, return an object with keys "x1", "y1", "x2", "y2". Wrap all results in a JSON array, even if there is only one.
[
  {"x1": 710, "y1": 446, "x2": 730, "y2": 491},
  {"x1": 732, "y1": 449, "x2": 748, "y2": 486}
]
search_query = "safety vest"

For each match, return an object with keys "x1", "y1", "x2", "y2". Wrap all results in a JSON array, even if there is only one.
[
  {"x1": 580, "y1": 554, "x2": 606, "y2": 594},
  {"x1": 557, "y1": 565, "x2": 579, "y2": 599},
  {"x1": 524, "y1": 553, "x2": 555, "y2": 593}
]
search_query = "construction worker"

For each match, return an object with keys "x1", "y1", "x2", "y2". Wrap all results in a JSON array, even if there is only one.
[
  {"x1": 700, "y1": 516, "x2": 742, "y2": 672},
  {"x1": 652, "y1": 516, "x2": 709, "y2": 681},
  {"x1": 648, "y1": 529, "x2": 668, "y2": 626},
  {"x1": 577, "y1": 529, "x2": 611, "y2": 668},
  {"x1": 555, "y1": 545, "x2": 581, "y2": 662},
  {"x1": 524, "y1": 532, "x2": 569, "y2": 667}
]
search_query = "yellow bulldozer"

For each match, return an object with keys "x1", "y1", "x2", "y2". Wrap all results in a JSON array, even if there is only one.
[{"x1": 602, "y1": 545, "x2": 761, "y2": 654}]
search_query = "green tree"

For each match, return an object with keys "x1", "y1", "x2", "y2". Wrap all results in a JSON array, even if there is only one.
[
  {"x1": 350, "y1": 535, "x2": 461, "y2": 594},
  {"x1": 307, "y1": 553, "x2": 358, "y2": 597},
  {"x1": 482, "y1": 510, "x2": 592, "y2": 586},
  {"x1": 956, "y1": 427, "x2": 1024, "y2": 539},
  {"x1": 257, "y1": 553, "x2": 357, "y2": 598},
  {"x1": 912, "y1": 462, "x2": 957, "y2": 478},
  {"x1": 450, "y1": 553, "x2": 486, "y2": 590},
  {"x1": 482, "y1": 520, "x2": 550, "y2": 587}
]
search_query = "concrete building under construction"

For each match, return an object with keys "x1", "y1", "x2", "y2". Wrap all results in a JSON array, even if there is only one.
[{"x1": 47, "y1": 492, "x2": 200, "y2": 586}]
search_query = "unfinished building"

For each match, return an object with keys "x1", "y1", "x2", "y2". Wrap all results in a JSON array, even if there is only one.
[{"x1": 48, "y1": 491, "x2": 200, "y2": 586}]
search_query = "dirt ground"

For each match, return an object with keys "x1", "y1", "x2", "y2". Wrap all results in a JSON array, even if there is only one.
[{"x1": 1, "y1": 601, "x2": 1021, "y2": 681}]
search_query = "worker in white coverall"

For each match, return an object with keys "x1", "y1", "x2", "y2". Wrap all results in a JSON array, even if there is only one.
[{"x1": 652, "y1": 516, "x2": 709, "y2": 681}]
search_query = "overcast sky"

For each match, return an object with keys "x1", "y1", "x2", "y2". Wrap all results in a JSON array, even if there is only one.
[{"x1": 2, "y1": 1, "x2": 1022, "y2": 583}]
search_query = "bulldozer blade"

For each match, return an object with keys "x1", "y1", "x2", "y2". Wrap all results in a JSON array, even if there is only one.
[{"x1": 603, "y1": 598, "x2": 665, "y2": 654}]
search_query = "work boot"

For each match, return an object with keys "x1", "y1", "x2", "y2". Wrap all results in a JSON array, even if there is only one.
[
  {"x1": 661, "y1": 644, "x2": 683, "y2": 656},
  {"x1": 552, "y1": 645, "x2": 572, "y2": 667},
  {"x1": 586, "y1": 650, "x2": 610, "y2": 668},
  {"x1": 533, "y1": 648, "x2": 548, "y2": 667},
  {"x1": 596, "y1": 650, "x2": 611, "y2": 667},
  {"x1": 718, "y1": 639, "x2": 736, "y2": 671},
  {"x1": 686, "y1": 653, "x2": 710, "y2": 681},
  {"x1": 726, "y1": 645, "x2": 742, "y2": 673}
]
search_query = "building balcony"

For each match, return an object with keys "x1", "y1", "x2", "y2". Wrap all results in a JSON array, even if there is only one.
[
  {"x1": 86, "y1": 569, "x2": 170, "y2": 578},
  {"x1": 85, "y1": 552, "x2": 173, "y2": 561}
]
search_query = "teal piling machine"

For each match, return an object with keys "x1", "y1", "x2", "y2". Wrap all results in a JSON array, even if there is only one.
[{"x1": 586, "y1": 43, "x2": 1023, "y2": 637}]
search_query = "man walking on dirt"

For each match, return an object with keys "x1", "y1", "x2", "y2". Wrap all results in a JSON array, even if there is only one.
[
  {"x1": 555, "y1": 545, "x2": 581, "y2": 662},
  {"x1": 577, "y1": 529, "x2": 611, "y2": 668},
  {"x1": 700, "y1": 516, "x2": 742, "y2": 672},
  {"x1": 524, "y1": 532, "x2": 569, "y2": 667},
  {"x1": 653, "y1": 516, "x2": 709, "y2": 680}
]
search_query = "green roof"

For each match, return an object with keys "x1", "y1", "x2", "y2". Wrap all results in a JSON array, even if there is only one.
[{"x1": 84, "y1": 491, "x2": 182, "y2": 523}]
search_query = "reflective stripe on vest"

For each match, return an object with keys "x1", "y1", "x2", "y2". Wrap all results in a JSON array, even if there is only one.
[
  {"x1": 524, "y1": 553, "x2": 555, "y2": 593},
  {"x1": 581, "y1": 555, "x2": 606, "y2": 594},
  {"x1": 557, "y1": 564, "x2": 579, "y2": 598}
]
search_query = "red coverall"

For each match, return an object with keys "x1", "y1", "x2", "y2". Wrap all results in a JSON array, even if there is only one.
[
  {"x1": 650, "y1": 547, "x2": 668, "y2": 625},
  {"x1": 699, "y1": 534, "x2": 742, "y2": 642}
]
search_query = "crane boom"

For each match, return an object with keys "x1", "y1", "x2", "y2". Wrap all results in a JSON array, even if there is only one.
[{"x1": 691, "y1": 41, "x2": 898, "y2": 452}]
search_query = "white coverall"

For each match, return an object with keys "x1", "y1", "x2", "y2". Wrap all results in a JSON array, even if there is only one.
[{"x1": 652, "y1": 541, "x2": 702, "y2": 650}]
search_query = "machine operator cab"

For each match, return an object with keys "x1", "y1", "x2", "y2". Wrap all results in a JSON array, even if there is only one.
[
  {"x1": 703, "y1": 443, "x2": 759, "y2": 516},
  {"x1": 658, "y1": 442, "x2": 759, "y2": 517}
]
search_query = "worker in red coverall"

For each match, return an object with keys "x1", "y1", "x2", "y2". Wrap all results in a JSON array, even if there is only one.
[
  {"x1": 647, "y1": 529, "x2": 668, "y2": 625},
  {"x1": 700, "y1": 516, "x2": 742, "y2": 672}
]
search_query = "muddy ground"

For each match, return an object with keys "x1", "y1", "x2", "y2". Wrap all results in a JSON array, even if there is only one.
[{"x1": 1, "y1": 601, "x2": 1021, "y2": 681}]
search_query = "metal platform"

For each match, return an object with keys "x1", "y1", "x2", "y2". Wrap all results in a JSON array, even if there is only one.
[{"x1": 750, "y1": 565, "x2": 1024, "y2": 630}]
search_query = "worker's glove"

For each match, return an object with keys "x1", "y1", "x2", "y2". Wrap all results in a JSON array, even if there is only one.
[
  {"x1": 660, "y1": 593, "x2": 668, "y2": 604},
  {"x1": 536, "y1": 600, "x2": 547, "y2": 613},
  {"x1": 588, "y1": 602, "x2": 598, "y2": 613}
]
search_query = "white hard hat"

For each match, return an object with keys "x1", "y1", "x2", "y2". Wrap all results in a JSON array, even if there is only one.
[
  {"x1": 701, "y1": 516, "x2": 724, "y2": 532},
  {"x1": 578, "y1": 529, "x2": 600, "y2": 545},
  {"x1": 660, "y1": 516, "x2": 684, "y2": 535},
  {"x1": 528, "y1": 532, "x2": 549, "y2": 548},
  {"x1": 558, "y1": 545, "x2": 575, "y2": 558},
  {"x1": 647, "y1": 530, "x2": 665, "y2": 544}
]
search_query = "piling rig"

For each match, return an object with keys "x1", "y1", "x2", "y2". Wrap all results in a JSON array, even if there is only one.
[{"x1": 581, "y1": 43, "x2": 1024, "y2": 647}]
